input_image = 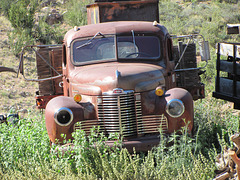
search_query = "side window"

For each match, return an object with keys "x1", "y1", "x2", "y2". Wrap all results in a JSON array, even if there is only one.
[{"x1": 63, "y1": 45, "x2": 66, "y2": 67}]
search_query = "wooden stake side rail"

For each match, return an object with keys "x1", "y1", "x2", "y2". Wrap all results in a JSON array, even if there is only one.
[
  {"x1": 227, "y1": 24, "x2": 240, "y2": 34},
  {"x1": 36, "y1": 46, "x2": 63, "y2": 96},
  {"x1": 217, "y1": 43, "x2": 240, "y2": 59},
  {"x1": 35, "y1": 46, "x2": 63, "y2": 109},
  {"x1": 213, "y1": 43, "x2": 240, "y2": 109}
]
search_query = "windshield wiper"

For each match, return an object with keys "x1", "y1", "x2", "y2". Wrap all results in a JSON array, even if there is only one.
[
  {"x1": 131, "y1": 30, "x2": 137, "y2": 53},
  {"x1": 76, "y1": 32, "x2": 105, "y2": 49}
]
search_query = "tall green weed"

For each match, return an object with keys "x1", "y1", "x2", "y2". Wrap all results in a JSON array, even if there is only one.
[
  {"x1": 7, "y1": 0, "x2": 37, "y2": 30},
  {"x1": 0, "y1": 113, "x2": 219, "y2": 179}
]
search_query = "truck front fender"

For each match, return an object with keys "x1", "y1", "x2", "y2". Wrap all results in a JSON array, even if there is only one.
[
  {"x1": 45, "y1": 96, "x2": 84, "y2": 144},
  {"x1": 155, "y1": 88, "x2": 194, "y2": 134}
]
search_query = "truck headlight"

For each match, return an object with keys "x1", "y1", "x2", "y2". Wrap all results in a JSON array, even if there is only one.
[
  {"x1": 166, "y1": 99, "x2": 185, "y2": 118},
  {"x1": 54, "y1": 107, "x2": 73, "y2": 126}
]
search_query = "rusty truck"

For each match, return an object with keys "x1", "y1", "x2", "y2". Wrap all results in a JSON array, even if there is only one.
[
  {"x1": 213, "y1": 24, "x2": 240, "y2": 110},
  {"x1": 17, "y1": 0, "x2": 210, "y2": 152}
]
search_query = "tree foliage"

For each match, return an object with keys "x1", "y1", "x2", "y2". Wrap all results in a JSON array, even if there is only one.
[{"x1": 8, "y1": 0, "x2": 37, "y2": 30}]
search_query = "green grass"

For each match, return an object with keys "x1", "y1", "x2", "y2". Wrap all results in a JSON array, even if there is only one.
[
  {"x1": 1, "y1": 96, "x2": 239, "y2": 179},
  {"x1": 0, "y1": 113, "x2": 218, "y2": 179},
  {"x1": 1, "y1": 98, "x2": 236, "y2": 179}
]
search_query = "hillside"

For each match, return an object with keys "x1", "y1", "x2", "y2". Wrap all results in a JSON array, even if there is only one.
[{"x1": 0, "y1": 16, "x2": 38, "y2": 115}]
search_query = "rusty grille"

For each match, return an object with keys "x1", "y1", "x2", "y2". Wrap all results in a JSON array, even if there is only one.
[
  {"x1": 97, "y1": 91, "x2": 168, "y2": 137},
  {"x1": 74, "y1": 119, "x2": 103, "y2": 135},
  {"x1": 138, "y1": 115, "x2": 168, "y2": 134},
  {"x1": 74, "y1": 91, "x2": 168, "y2": 137},
  {"x1": 98, "y1": 91, "x2": 138, "y2": 137}
]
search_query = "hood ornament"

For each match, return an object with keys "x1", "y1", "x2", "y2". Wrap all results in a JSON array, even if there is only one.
[
  {"x1": 115, "y1": 69, "x2": 121, "y2": 89},
  {"x1": 116, "y1": 70, "x2": 121, "y2": 79}
]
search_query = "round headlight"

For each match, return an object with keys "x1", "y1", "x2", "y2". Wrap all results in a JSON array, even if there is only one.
[
  {"x1": 166, "y1": 99, "x2": 185, "y2": 118},
  {"x1": 54, "y1": 107, "x2": 73, "y2": 126}
]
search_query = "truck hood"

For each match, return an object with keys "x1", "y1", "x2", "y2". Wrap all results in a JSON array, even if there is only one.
[{"x1": 70, "y1": 63, "x2": 165, "y2": 95}]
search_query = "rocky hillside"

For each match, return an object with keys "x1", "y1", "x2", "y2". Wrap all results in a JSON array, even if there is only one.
[
  {"x1": 0, "y1": 0, "x2": 70, "y2": 116},
  {"x1": 0, "y1": 16, "x2": 38, "y2": 115}
]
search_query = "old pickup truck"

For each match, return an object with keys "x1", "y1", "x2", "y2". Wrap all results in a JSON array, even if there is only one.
[{"x1": 18, "y1": 0, "x2": 210, "y2": 152}]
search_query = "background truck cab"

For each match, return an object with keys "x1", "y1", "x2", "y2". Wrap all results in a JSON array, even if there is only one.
[{"x1": 18, "y1": 0, "x2": 210, "y2": 152}]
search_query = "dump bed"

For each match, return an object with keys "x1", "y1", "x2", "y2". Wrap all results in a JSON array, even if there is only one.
[{"x1": 86, "y1": 0, "x2": 159, "y2": 24}]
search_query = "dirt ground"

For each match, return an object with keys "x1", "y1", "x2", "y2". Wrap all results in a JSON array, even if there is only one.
[{"x1": 0, "y1": 15, "x2": 39, "y2": 115}]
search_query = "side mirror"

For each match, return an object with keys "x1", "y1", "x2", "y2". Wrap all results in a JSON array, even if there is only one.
[
  {"x1": 17, "y1": 45, "x2": 62, "y2": 81},
  {"x1": 200, "y1": 41, "x2": 210, "y2": 61}
]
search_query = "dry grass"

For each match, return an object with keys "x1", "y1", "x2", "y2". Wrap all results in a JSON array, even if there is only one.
[{"x1": 0, "y1": 15, "x2": 38, "y2": 114}]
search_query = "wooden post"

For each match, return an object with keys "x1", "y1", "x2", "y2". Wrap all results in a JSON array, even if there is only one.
[
  {"x1": 213, "y1": 172, "x2": 230, "y2": 180},
  {"x1": 228, "y1": 150, "x2": 240, "y2": 180}
]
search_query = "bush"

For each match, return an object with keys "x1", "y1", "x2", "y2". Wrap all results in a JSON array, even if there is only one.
[
  {"x1": 33, "y1": 20, "x2": 63, "y2": 44},
  {"x1": 63, "y1": 0, "x2": 94, "y2": 26},
  {"x1": 2, "y1": 0, "x2": 37, "y2": 56},
  {"x1": 159, "y1": 1, "x2": 240, "y2": 48},
  {"x1": 2, "y1": 0, "x2": 64, "y2": 56},
  {"x1": 0, "y1": 0, "x2": 11, "y2": 16},
  {"x1": 8, "y1": 29, "x2": 35, "y2": 57},
  {"x1": 7, "y1": 0, "x2": 37, "y2": 30}
]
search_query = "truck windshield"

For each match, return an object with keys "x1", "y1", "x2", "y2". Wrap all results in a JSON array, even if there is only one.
[
  {"x1": 72, "y1": 35, "x2": 160, "y2": 64},
  {"x1": 117, "y1": 36, "x2": 160, "y2": 59},
  {"x1": 73, "y1": 36, "x2": 115, "y2": 63}
]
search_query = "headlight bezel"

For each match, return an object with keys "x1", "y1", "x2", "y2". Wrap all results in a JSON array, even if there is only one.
[
  {"x1": 166, "y1": 99, "x2": 185, "y2": 118},
  {"x1": 54, "y1": 107, "x2": 73, "y2": 126}
]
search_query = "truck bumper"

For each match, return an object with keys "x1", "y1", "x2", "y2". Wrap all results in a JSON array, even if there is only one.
[
  {"x1": 106, "y1": 135, "x2": 161, "y2": 153},
  {"x1": 54, "y1": 134, "x2": 161, "y2": 155}
]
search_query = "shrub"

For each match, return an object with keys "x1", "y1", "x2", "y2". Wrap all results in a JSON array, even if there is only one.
[
  {"x1": 33, "y1": 20, "x2": 63, "y2": 44},
  {"x1": 8, "y1": 29, "x2": 35, "y2": 57},
  {"x1": 7, "y1": 0, "x2": 37, "y2": 30},
  {"x1": 2, "y1": 0, "x2": 64, "y2": 56},
  {"x1": 63, "y1": 0, "x2": 94, "y2": 26}
]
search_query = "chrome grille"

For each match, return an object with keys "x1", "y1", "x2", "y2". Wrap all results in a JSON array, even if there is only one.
[
  {"x1": 98, "y1": 90, "x2": 137, "y2": 137},
  {"x1": 74, "y1": 90, "x2": 169, "y2": 137},
  {"x1": 74, "y1": 119, "x2": 103, "y2": 135},
  {"x1": 138, "y1": 114, "x2": 168, "y2": 134}
]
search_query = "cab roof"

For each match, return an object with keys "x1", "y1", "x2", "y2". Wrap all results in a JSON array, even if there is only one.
[{"x1": 64, "y1": 21, "x2": 169, "y2": 47}]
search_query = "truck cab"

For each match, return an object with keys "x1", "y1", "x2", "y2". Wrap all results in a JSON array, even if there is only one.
[{"x1": 18, "y1": 0, "x2": 210, "y2": 152}]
